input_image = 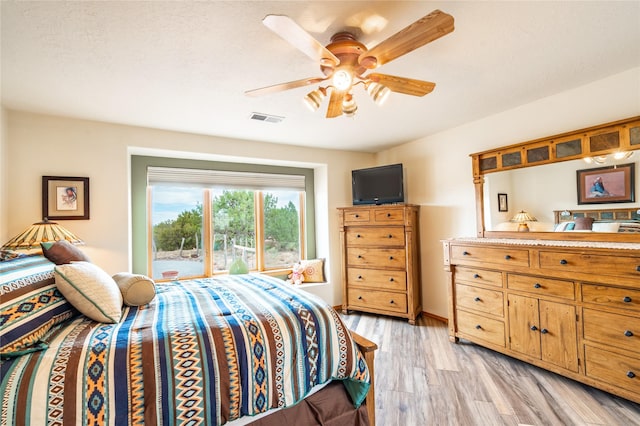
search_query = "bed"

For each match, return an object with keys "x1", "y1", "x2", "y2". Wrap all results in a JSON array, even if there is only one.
[
  {"x1": 1, "y1": 253, "x2": 375, "y2": 425},
  {"x1": 553, "y1": 207, "x2": 640, "y2": 233}
]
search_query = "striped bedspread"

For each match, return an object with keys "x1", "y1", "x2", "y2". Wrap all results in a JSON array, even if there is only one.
[{"x1": 1, "y1": 274, "x2": 370, "y2": 425}]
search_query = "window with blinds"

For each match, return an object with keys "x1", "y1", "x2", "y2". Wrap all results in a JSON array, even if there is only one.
[{"x1": 145, "y1": 165, "x2": 307, "y2": 280}]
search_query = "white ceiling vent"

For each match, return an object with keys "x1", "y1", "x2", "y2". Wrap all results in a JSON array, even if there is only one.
[{"x1": 249, "y1": 112, "x2": 284, "y2": 123}]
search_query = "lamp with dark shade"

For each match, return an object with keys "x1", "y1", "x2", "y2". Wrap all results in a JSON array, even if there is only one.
[
  {"x1": 510, "y1": 210, "x2": 537, "y2": 232},
  {"x1": 1, "y1": 218, "x2": 83, "y2": 251}
]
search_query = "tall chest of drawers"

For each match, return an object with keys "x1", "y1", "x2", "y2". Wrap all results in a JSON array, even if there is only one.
[
  {"x1": 338, "y1": 204, "x2": 421, "y2": 324},
  {"x1": 443, "y1": 238, "x2": 640, "y2": 404}
]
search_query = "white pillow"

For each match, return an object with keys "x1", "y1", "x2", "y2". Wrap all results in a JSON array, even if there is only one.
[
  {"x1": 592, "y1": 222, "x2": 621, "y2": 233},
  {"x1": 112, "y1": 273, "x2": 156, "y2": 306},
  {"x1": 55, "y1": 262, "x2": 123, "y2": 323}
]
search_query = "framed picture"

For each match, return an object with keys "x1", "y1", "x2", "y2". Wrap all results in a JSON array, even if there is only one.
[
  {"x1": 498, "y1": 193, "x2": 508, "y2": 212},
  {"x1": 42, "y1": 176, "x2": 90, "y2": 220},
  {"x1": 576, "y1": 163, "x2": 635, "y2": 205}
]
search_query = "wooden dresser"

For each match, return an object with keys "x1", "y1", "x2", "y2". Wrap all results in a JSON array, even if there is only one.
[
  {"x1": 338, "y1": 204, "x2": 421, "y2": 324},
  {"x1": 443, "y1": 238, "x2": 640, "y2": 403}
]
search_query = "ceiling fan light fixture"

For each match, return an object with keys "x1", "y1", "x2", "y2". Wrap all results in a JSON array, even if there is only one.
[
  {"x1": 367, "y1": 81, "x2": 391, "y2": 106},
  {"x1": 332, "y1": 69, "x2": 353, "y2": 91},
  {"x1": 303, "y1": 87, "x2": 326, "y2": 111},
  {"x1": 613, "y1": 151, "x2": 634, "y2": 160},
  {"x1": 342, "y1": 93, "x2": 357, "y2": 117}
]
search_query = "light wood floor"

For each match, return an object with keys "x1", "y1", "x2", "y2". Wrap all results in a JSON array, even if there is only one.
[{"x1": 341, "y1": 312, "x2": 640, "y2": 426}]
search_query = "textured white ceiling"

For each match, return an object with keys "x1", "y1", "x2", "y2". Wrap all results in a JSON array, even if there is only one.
[{"x1": 2, "y1": 1, "x2": 640, "y2": 152}]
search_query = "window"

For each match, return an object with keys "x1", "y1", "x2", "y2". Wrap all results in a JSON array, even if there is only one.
[{"x1": 139, "y1": 162, "x2": 311, "y2": 280}]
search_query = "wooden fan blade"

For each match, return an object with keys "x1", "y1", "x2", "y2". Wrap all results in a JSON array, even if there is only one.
[
  {"x1": 326, "y1": 89, "x2": 344, "y2": 118},
  {"x1": 245, "y1": 77, "x2": 327, "y2": 97},
  {"x1": 359, "y1": 9, "x2": 454, "y2": 69},
  {"x1": 263, "y1": 15, "x2": 340, "y2": 67},
  {"x1": 367, "y1": 73, "x2": 435, "y2": 96}
]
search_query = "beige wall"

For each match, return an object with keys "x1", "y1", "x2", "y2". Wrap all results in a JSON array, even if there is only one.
[
  {"x1": 1, "y1": 106, "x2": 8, "y2": 242},
  {"x1": 3, "y1": 111, "x2": 375, "y2": 305},
  {"x1": 377, "y1": 67, "x2": 640, "y2": 318}
]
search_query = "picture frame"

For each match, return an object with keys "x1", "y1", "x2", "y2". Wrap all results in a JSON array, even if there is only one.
[
  {"x1": 42, "y1": 176, "x2": 90, "y2": 220},
  {"x1": 498, "y1": 193, "x2": 508, "y2": 212},
  {"x1": 576, "y1": 163, "x2": 635, "y2": 205}
]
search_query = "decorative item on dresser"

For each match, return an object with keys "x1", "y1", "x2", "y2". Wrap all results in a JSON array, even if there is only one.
[
  {"x1": 338, "y1": 204, "x2": 422, "y2": 324},
  {"x1": 443, "y1": 236, "x2": 640, "y2": 403}
]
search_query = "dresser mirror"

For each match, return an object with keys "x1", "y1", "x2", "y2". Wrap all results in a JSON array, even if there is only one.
[{"x1": 472, "y1": 116, "x2": 640, "y2": 243}]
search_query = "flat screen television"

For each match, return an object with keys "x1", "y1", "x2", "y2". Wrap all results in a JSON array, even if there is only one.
[{"x1": 352, "y1": 163, "x2": 404, "y2": 205}]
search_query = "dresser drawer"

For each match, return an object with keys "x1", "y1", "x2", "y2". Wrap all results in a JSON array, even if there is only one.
[
  {"x1": 507, "y1": 274, "x2": 574, "y2": 300},
  {"x1": 585, "y1": 345, "x2": 640, "y2": 395},
  {"x1": 347, "y1": 268, "x2": 406, "y2": 291},
  {"x1": 582, "y1": 284, "x2": 640, "y2": 313},
  {"x1": 342, "y1": 208, "x2": 371, "y2": 224},
  {"x1": 373, "y1": 208, "x2": 405, "y2": 225},
  {"x1": 346, "y1": 227, "x2": 405, "y2": 247},
  {"x1": 347, "y1": 248, "x2": 406, "y2": 269},
  {"x1": 583, "y1": 308, "x2": 640, "y2": 354},
  {"x1": 348, "y1": 288, "x2": 407, "y2": 314},
  {"x1": 456, "y1": 284, "x2": 504, "y2": 317},
  {"x1": 539, "y1": 251, "x2": 640, "y2": 278},
  {"x1": 456, "y1": 309, "x2": 505, "y2": 347},
  {"x1": 451, "y1": 245, "x2": 530, "y2": 268},
  {"x1": 454, "y1": 266, "x2": 502, "y2": 287}
]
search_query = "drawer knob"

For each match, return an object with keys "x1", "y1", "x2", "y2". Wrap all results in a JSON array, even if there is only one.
[
  {"x1": 473, "y1": 274, "x2": 480, "y2": 279},
  {"x1": 624, "y1": 330, "x2": 634, "y2": 337},
  {"x1": 627, "y1": 371, "x2": 636, "y2": 379},
  {"x1": 636, "y1": 265, "x2": 640, "y2": 272},
  {"x1": 358, "y1": 255, "x2": 362, "y2": 259},
  {"x1": 623, "y1": 296, "x2": 632, "y2": 303},
  {"x1": 358, "y1": 296, "x2": 363, "y2": 300},
  {"x1": 389, "y1": 277, "x2": 394, "y2": 282},
  {"x1": 355, "y1": 214, "x2": 359, "y2": 218},
  {"x1": 474, "y1": 297, "x2": 481, "y2": 302},
  {"x1": 475, "y1": 324, "x2": 482, "y2": 330},
  {"x1": 387, "y1": 213, "x2": 391, "y2": 217},
  {"x1": 389, "y1": 256, "x2": 394, "y2": 260},
  {"x1": 388, "y1": 234, "x2": 393, "y2": 238},
  {"x1": 534, "y1": 283, "x2": 541, "y2": 289},
  {"x1": 530, "y1": 325, "x2": 538, "y2": 331},
  {"x1": 505, "y1": 255, "x2": 512, "y2": 260},
  {"x1": 389, "y1": 300, "x2": 395, "y2": 304},
  {"x1": 356, "y1": 234, "x2": 361, "y2": 238},
  {"x1": 463, "y1": 251, "x2": 470, "y2": 256},
  {"x1": 560, "y1": 259, "x2": 568, "y2": 265},
  {"x1": 357, "y1": 275, "x2": 363, "y2": 280},
  {"x1": 540, "y1": 328, "x2": 549, "y2": 334}
]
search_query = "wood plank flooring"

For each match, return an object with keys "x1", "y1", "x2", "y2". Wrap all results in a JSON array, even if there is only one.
[{"x1": 341, "y1": 312, "x2": 640, "y2": 426}]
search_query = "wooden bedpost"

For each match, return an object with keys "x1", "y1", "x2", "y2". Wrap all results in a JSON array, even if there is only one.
[{"x1": 350, "y1": 331, "x2": 377, "y2": 426}]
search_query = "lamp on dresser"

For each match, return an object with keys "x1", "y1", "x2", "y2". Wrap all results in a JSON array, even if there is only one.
[{"x1": 510, "y1": 210, "x2": 537, "y2": 232}]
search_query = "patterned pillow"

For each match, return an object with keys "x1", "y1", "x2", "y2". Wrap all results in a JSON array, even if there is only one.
[
  {"x1": 300, "y1": 258, "x2": 326, "y2": 283},
  {"x1": 0, "y1": 255, "x2": 78, "y2": 357},
  {"x1": 41, "y1": 240, "x2": 90, "y2": 265}
]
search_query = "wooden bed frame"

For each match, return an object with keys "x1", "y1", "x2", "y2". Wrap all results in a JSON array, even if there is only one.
[
  {"x1": 351, "y1": 331, "x2": 378, "y2": 426},
  {"x1": 553, "y1": 206, "x2": 640, "y2": 224}
]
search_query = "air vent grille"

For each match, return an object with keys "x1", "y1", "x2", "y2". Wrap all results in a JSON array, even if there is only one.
[{"x1": 250, "y1": 112, "x2": 284, "y2": 123}]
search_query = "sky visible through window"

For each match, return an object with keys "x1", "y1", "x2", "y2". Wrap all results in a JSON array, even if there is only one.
[{"x1": 152, "y1": 186, "x2": 298, "y2": 225}]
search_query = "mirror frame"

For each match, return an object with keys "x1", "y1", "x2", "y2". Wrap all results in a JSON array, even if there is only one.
[{"x1": 471, "y1": 116, "x2": 640, "y2": 242}]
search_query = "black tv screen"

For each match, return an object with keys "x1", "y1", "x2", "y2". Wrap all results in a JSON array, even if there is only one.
[{"x1": 352, "y1": 163, "x2": 404, "y2": 205}]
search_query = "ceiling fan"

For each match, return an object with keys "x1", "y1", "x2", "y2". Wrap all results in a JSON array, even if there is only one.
[{"x1": 245, "y1": 9, "x2": 454, "y2": 118}]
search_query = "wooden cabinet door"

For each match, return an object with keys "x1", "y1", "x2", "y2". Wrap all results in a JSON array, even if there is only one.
[
  {"x1": 508, "y1": 294, "x2": 540, "y2": 359},
  {"x1": 539, "y1": 300, "x2": 579, "y2": 372}
]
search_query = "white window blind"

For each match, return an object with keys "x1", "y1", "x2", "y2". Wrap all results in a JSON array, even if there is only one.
[{"x1": 147, "y1": 167, "x2": 305, "y2": 191}]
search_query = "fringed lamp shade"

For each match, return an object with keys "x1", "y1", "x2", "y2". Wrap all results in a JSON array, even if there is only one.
[
  {"x1": 1, "y1": 219, "x2": 83, "y2": 250},
  {"x1": 509, "y1": 211, "x2": 537, "y2": 232}
]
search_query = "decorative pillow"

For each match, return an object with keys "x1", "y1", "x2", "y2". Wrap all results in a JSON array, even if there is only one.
[
  {"x1": 54, "y1": 262, "x2": 122, "y2": 323},
  {"x1": 41, "y1": 240, "x2": 90, "y2": 265},
  {"x1": 554, "y1": 222, "x2": 569, "y2": 232},
  {"x1": 112, "y1": 273, "x2": 156, "y2": 306},
  {"x1": 592, "y1": 222, "x2": 621, "y2": 233},
  {"x1": 300, "y1": 258, "x2": 326, "y2": 283},
  {"x1": 1, "y1": 255, "x2": 78, "y2": 357},
  {"x1": 619, "y1": 222, "x2": 640, "y2": 233},
  {"x1": 0, "y1": 249, "x2": 25, "y2": 261},
  {"x1": 573, "y1": 217, "x2": 594, "y2": 230}
]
